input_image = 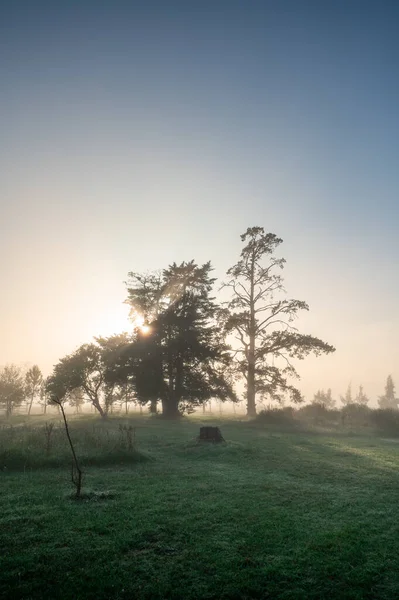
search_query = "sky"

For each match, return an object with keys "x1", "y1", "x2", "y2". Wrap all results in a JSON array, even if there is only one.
[{"x1": 1, "y1": 0, "x2": 398, "y2": 405}]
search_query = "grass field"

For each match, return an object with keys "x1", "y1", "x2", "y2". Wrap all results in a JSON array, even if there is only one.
[{"x1": 2, "y1": 414, "x2": 399, "y2": 599}]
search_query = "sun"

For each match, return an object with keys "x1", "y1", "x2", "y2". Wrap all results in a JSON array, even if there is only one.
[{"x1": 130, "y1": 313, "x2": 151, "y2": 335}]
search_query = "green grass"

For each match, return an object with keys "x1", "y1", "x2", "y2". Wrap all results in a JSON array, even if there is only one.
[{"x1": 2, "y1": 415, "x2": 399, "y2": 599}]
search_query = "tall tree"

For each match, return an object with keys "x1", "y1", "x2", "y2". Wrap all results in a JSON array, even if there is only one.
[
  {"x1": 124, "y1": 271, "x2": 164, "y2": 413},
  {"x1": 224, "y1": 227, "x2": 336, "y2": 416},
  {"x1": 25, "y1": 365, "x2": 43, "y2": 415},
  {"x1": 0, "y1": 365, "x2": 25, "y2": 417},
  {"x1": 125, "y1": 261, "x2": 237, "y2": 418},
  {"x1": 378, "y1": 375, "x2": 398, "y2": 409}
]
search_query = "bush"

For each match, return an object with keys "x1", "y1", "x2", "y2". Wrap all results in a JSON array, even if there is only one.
[
  {"x1": 256, "y1": 407, "x2": 297, "y2": 426},
  {"x1": 370, "y1": 408, "x2": 399, "y2": 435},
  {"x1": 341, "y1": 403, "x2": 371, "y2": 428},
  {"x1": 297, "y1": 403, "x2": 341, "y2": 426}
]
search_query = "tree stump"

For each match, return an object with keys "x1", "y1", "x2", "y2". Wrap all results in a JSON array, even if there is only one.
[{"x1": 198, "y1": 426, "x2": 225, "y2": 443}]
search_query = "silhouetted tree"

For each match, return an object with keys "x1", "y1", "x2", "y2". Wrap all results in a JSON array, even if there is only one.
[
  {"x1": 25, "y1": 365, "x2": 43, "y2": 415},
  {"x1": 354, "y1": 384, "x2": 369, "y2": 406},
  {"x1": 113, "y1": 381, "x2": 136, "y2": 414},
  {"x1": 68, "y1": 387, "x2": 86, "y2": 414},
  {"x1": 223, "y1": 227, "x2": 336, "y2": 416},
  {"x1": 378, "y1": 375, "x2": 398, "y2": 409},
  {"x1": 96, "y1": 333, "x2": 136, "y2": 413},
  {"x1": 124, "y1": 271, "x2": 164, "y2": 412},
  {"x1": 47, "y1": 335, "x2": 131, "y2": 418},
  {"x1": 0, "y1": 365, "x2": 25, "y2": 417},
  {"x1": 125, "y1": 261, "x2": 237, "y2": 417},
  {"x1": 312, "y1": 388, "x2": 336, "y2": 409},
  {"x1": 340, "y1": 383, "x2": 353, "y2": 406},
  {"x1": 39, "y1": 377, "x2": 51, "y2": 414},
  {"x1": 125, "y1": 270, "x2": 164, "y2": 325}
]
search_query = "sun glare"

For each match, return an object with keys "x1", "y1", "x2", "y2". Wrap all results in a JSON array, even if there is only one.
[
  {"x1": 130, "y1": 313, "x2": 144, "y2": 328},
  {"x1": 130, "y1": 313, "x2": 151, "y2": 335}
]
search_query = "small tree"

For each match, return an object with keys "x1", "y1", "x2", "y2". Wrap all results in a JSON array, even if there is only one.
[
  {"x1": 340, "y1": 383, "x2": 353, "y2": 406},
  {"x1": 354, "y1": 384, "x2": 369, "y2": 406},
  {"x1": 68, "y1": 387, "x2": 86, "y2": 414},
  {"x1": 113, "y1": 382, "x2": 136, "y2": 414},
  {"x1": 0, "y1": 365, "x2": 25, "y2": 417},
  {"x1": 378, "y1": 375, "x2": 398, "y2": 409},
  {"x1": 52, "y1": 396, "x2": 83, "y2": 498},
  {"x1": 312, "y1": 388, "x2": 335, "y2": 409},
  {"x1": 46, "y1": 378, "x2": 83, "y2": 497},
  {"x1": 47, "y1": 337, "x2": 131, "y2": 418},
  {"x1": 25, "y1": 365, "x2": 44, "y2": 415},
  {"x1": 39, "y1": 378, "x2": 52, "y2": 414}
]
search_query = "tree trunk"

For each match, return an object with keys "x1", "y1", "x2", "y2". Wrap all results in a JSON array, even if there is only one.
[
  {"x1": 92, "y1": 400, "x2": 107, "y2": 418},
  {"x1": 149, "y1": 398, "x2": 157, "y2": 414},
  {"x1": 163, "y1": 395, "x2": 180, "y2": 419},
  {"x1": 246, "y1": 253, "x2": 257, "y2": 418},
  {"x1": 247, "y1": 361, "x2": 256, "y2": 417},
  {"x1": 28, "y1": 394, "x2": 34, "y2": 415}
]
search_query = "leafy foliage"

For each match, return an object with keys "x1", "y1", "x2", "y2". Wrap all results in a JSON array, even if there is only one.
[
  {"x1": 46, "y1": 335, "x2": 132, "y2": 418},
  {"x1": 0, "y1": 364, "x2": 25, "y2": 417}
]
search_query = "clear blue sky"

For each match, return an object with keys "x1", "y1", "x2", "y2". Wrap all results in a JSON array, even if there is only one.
[{"x1": 1, "y1": 0, "x2": 398, "y2": 403}]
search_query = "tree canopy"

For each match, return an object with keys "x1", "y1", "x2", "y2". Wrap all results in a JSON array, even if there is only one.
[
  {"x1": 124, "y1": 261, "x2": 236, "y2": 417},
  {"x1": 0, "y1": 365, "x2": 25, "y2": 417}
]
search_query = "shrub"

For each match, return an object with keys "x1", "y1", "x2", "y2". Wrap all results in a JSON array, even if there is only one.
[
  {"x1": 297, "y1": 403, "x2": 340, "y2": 426},
  {"x1": 341, "y1": 403, "x2": 371, "y2": 428},
  {"x1": 256, "y1": 407, "x2": 297, "y2": 426},
  {"x1": 370, "y1": 408, "x2": 399, "y2": 435}
]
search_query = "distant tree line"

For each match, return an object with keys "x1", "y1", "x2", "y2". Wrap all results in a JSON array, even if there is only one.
[
  {"x1": 2, "y1": 227, "x2": 339, "y2": 418},
  {"x1": 311, "y1": 375, "x2": 398, "y2": 410}
]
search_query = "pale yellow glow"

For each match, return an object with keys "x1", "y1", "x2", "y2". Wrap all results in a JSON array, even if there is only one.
[
  {"x1": 129, "y1": 313, "x2": 151, "y2": 335},
  {"x1": 130, "y1": 313, "x2": 145, "y2": 330},
  {"x1": 92, "y1": 305, "x2": 131, "y2": 337}
]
